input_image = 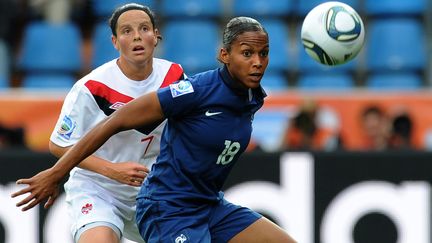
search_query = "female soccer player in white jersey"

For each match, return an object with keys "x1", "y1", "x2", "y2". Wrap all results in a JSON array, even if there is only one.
[
  {"x1": 46, "y1": 3, "x2": 184, "y2": 243},
  {"x1": 12, "y1": 17, "x2": 297, "y2": 242}
]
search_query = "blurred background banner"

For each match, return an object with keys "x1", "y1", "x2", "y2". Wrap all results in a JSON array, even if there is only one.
[
  {"x1": 2, "y1": 150, "x2": 431, "y2": 243},
  {"x1": 2, "y1": 90, "x2": 432, "y2": 152}
]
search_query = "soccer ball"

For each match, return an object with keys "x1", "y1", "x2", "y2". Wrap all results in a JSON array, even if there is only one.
[{"x1": 301, "y1": 1, "x2": 365, "y2": 66}]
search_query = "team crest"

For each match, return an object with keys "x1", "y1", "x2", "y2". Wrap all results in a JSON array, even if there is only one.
[
  {"x1": 170, "y1": 80, "x2": 194, "y2": 98},
  {"x1": 174, "y1": 233, "x2": 188, "y2": 243},
  {"x1": 57, "y1": 115, "x2": 76, "y2": 140},
  {"x1": 81, "y1": 203, "x2": 93, "y2": 214}
]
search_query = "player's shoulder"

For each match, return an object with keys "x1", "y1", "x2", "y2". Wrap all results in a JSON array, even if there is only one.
[
  {"x1": 153, "y1": 58, "x2": 186, "y2": 85},
  {"x1": 153, "y1": 57, "x2": 179, "y2": 68},
  {"x1": 88, "y1": 59, "x2": 118, "y2": 79},
  {"x1": 153, "y1": 57, "x2": 173, "y2": 66},
  {"x1": 188, "y1": 68, "x2": 220, "y2": 88},
  {"x1": 153, "y1": 58, "x2": 184, "y2": 74},
  {"x1": 163, "y1": 68, "x2": 219, "y2": 99}
]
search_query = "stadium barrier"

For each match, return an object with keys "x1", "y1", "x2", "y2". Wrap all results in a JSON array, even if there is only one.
[{"x1": 1, "y1": 149, "x2": 431, "y2": 243}]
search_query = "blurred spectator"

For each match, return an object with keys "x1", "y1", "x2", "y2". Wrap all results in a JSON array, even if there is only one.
[
  {"x1": 0, "y1": 0, "x2": 17, "y2": 40},
  {"x1": 29, "y1": 0, "x2": 85, "y2": 24},
  {"x1": 388, "y1": 112, "x2": 414, "y2": 150},
  {"x1": 0, "y1": 0, "x2": 17, "y2": 84},
  {"x1": 0, "y1": 39, "x2": 10, "y2": 86},
  {"x1": 245, "y1": 137, "x2": 263, "y2": 153},
  {"x1": 282, "y1": 99, "x2": 342, "y2": 151},
  {"x1": 359, "y1": 105, "x2": 390, "y2": 151},
  {"x1": 0, "y1": 125, "x2": 26, "y2": 149}
]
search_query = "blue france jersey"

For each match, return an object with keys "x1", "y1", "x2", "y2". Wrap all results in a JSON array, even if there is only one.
[{"x1": 138, "y1": 66, "x2": 266, "y2": 205}]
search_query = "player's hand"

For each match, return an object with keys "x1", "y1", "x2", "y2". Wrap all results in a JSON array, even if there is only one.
[
  {"x1": 11, "y1": 168, "x2": 60, "y2": 211},
  {"x1": 106, "y1": 162, "x2": 149, "y2": 186}
]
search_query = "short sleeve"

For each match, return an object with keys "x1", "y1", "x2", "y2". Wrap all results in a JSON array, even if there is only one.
[
  {"x1": 157, "y1": 79, "x2": 203, "y2": 118},
  {"x1": 50, "y1": 84, "x2": 101, "y2": 147}
]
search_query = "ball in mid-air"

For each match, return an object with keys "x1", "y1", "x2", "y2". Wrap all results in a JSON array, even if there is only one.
[{"x1": 301, "y1": 1, "x2": 365, "y2": 66}]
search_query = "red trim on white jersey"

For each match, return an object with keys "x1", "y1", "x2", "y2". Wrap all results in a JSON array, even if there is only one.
[
  {"x1": 85, "y1": 80, "x2": 134, "y2": 104},
  {"x1": 161, "y1": 63, "x2": 185, "y2": 88}
]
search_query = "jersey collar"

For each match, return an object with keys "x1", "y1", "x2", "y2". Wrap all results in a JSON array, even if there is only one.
[{"x1": 219, "y1": 65, "x2": 267, "y2": 100}]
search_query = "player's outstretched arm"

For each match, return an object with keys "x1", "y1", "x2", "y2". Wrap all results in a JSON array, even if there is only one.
[
  {"x1": 11, "y1": 91, "x2": 164, "y2": 211},
  {"x1": 49, "y1": 142, "x2": 149, "y2": 186}
]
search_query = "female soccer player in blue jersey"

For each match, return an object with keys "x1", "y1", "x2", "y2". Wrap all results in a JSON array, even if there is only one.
[{"x1": 12, "y1": 16, "x2": 297, "y2": 243}]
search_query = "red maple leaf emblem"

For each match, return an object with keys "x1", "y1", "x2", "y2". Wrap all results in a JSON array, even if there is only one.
[{"x1": 81, "y1": 203, "x2": 93, "y2": 214}]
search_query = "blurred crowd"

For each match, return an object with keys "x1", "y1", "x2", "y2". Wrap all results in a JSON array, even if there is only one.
[{"x1": 246, "y1": 100, "x2": 418, "y2": 153}]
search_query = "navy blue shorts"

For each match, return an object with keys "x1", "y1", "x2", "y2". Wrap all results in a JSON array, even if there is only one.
[{"x1": 136, "y1": 197, "x2": 262, "y2": 243}]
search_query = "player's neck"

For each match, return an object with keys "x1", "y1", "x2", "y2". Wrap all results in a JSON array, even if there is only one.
[{"x1": 117, "y1": 58, "x2": 153, "y2": 81}]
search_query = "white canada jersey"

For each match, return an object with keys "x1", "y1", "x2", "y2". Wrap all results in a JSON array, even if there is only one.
[{"x1": 50, "y1": 58, "x2": 185, "y2": 202}]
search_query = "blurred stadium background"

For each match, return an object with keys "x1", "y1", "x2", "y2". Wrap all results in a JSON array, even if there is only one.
[
  {"x1": 1, "y1": 1, "x2": 432, "y2": 243},
  {"x1": 1, "y1": 0, "x2": 430, "y2": 90}
]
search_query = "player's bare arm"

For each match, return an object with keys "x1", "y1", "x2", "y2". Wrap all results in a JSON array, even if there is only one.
[
  {"x1": 49, "y1": 141, "x2": 149, "y2": 186},
  {"x1": 11, "y1": 91, "x2": 164, "y2": 211}
]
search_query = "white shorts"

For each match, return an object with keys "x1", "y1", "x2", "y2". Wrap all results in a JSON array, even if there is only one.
[{"x1": 64, "y1": 173, "x2": 145, "y2": 243}]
